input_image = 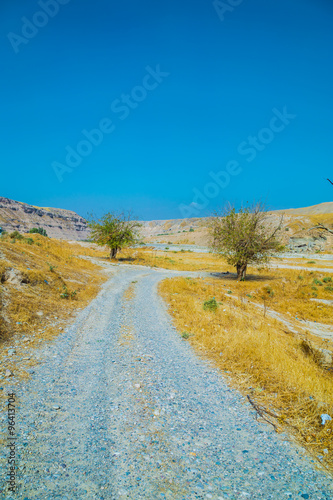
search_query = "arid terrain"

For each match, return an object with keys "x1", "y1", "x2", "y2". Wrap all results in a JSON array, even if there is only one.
[
  {"x1": 141, "y1": 202, "x2": 333, "y2": 253},
  {"x1": 1, "y1": 199, "x2": 333, "y2": 497},
  {"x1": 0, "y1": 197, "x2": 89, "y2": 240}
]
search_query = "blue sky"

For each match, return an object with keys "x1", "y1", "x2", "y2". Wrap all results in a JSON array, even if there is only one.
[{"x1": 1, "y1": 0, "x2": 332, "y2": 220}]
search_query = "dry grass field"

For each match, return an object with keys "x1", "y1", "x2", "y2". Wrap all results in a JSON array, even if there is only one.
[{"x1": 0, "y1": 233, "x2": 107, "y2": 350}]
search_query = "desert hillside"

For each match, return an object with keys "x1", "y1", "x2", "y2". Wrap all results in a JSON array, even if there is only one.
[
  {"x1": 0, "y1": 197, "x2": 89, "y2": 240},
  {"x1": 141, "y1": 202, "x2": 333, "y2": 252},
  {"x1": 274, "y1": 201, "x2": 333, "y2": 215},
  {"x1": 1, "y1": 197, "x2": 332, "y2": 251}
]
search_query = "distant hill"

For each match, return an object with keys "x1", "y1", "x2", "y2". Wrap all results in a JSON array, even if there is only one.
[
  {"x1": 0, "y1": 197, "x2": 89, "y2": 240},
  {"x1": 273, "y1": 202, "x2": 333, "y2": 215},
  {"x1": 1, "y1": 196, "x2": 332, "y2": 246},
  {"x1": 141, "y1": 201, "x2": 333, "y2": 252}
]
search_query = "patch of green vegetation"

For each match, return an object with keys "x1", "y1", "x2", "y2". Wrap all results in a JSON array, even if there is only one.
[
  {"x1": 29, "y1": 227, "x2": 48, "y2": 237},
  {"x1": 60, "y1": 285, "x2": 77, "y2": 300},
  {"x1": 203, "y1": 297, "x2": 218, "y2": 311},
  {"x1": 10, "y1": 231, "x2": 23, "y2": 240}
]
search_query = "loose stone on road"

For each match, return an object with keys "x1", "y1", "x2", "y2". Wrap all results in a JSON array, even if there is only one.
[{"x1": 1, "y1": 263, "x2": 332, "y2": 499}]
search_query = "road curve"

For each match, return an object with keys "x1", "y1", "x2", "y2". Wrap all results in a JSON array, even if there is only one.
[{"x1": 1, "y1": 263, "x2": 332, "y2": 499}]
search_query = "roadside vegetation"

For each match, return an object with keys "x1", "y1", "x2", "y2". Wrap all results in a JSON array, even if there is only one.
[
  {"x1": 159, "y1": 271, "x2": 333, "y2": 471},
  {"x1": 88, "y1": 211, "x2": 142, "y2": 259},
  {"x1": 209, "y1": 202, "x2": 283, "y2": 280},
  {"x1": 0, "y1": 232, "x2": 106, "y2": 347},
  {"x1": 119, "y1": 246, "x2": 223, "y2": 271}
]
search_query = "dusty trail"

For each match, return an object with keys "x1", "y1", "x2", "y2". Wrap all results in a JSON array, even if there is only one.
[{"x1": 1, "y1": 263, "x2": 332, "y2": 499}]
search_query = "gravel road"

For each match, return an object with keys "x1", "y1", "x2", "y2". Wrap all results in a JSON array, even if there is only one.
[{"x1": 1, "y1": 263, "x2": 333, "y2": 499}]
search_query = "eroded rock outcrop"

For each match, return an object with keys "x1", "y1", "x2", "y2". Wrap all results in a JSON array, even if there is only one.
[{"x1": 0, "y1": 197, "x2": 89, "y2": 240}]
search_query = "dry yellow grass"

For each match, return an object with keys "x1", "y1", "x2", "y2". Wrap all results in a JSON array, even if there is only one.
[
  {"x1": 212, "y1": 266, "x2": 333, "y2": 325},
  {"x1": 160, "y1": 276, "x2": 333, "y2": 470},
  {"x1": 119, "y1": 247, "x2": 223, "y2": 272},
  {"x1": 120, "y1": 248, "x2": 333, "y2": 324},
  {"x1": 0, "y1": 233, "x2": 107, "y2": 350}
]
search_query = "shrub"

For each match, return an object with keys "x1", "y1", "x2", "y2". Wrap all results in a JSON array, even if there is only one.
[
  {"x1": 181, "y1": 332, "x2": 190, "y2": 339},
  {"x1": 29, "y1": 228, "x2": 48, "y2": 237},
  {"x1": 323, "y1": 277, "x2": 332, "y2": 283},
  {"x1": 312, "y1": 278, "x2": 322, "y2": 286},
  {"x1": 189, "y1": 228, "x2": 194, "y2": 232},
  {"x1": 60, "y1": 285, "x2": 77, "y2": 299},
  {"x1": 264, "y1": 286, "x2": 275, "y2": 297},
  {"x1": 307, "y1": 261, "x2": 316, "y2": 264},
  {"x1": 325, "y1": 286, "x2": 333, "y2": 292},
  {"x1": 298, "y1": 275, "x2": 304, "y2": 280},
  {"x1": 203, "y1": 298, "x2": 218, "y2": 312},
  {"x1": 24, "y1": 238, "x2": 34, "y2": 245},
  {"x1": 9, "y1": 231, "x2": 23, "y2": 240}
]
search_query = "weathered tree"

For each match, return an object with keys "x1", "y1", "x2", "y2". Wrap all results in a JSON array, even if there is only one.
[
  {"x1": 208, "y1": 202, "x2": 283, "y2": 280},
  {"x1": 88, "y1": 211, "x2": 142, "y2": 259}
]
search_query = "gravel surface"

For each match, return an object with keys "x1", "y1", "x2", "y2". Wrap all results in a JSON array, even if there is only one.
[{"x1": 1, "y1": 263, "x2": 333, "y2": 499}]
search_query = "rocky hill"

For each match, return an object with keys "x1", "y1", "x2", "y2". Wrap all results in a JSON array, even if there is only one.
[{"x1": 0, "y1": 197, "x2": 89, "y2": 240}]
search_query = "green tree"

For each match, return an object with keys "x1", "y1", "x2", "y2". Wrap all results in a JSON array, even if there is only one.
[
  {"x1": 88, "y1": 211, "x2": 142, "y2": 259},
  {"x1": 209, "y1": 202, "x2": 283, "y2": 280},
  {"x1": 29, "y1": 227, "x2": 48, "y2": 237}
]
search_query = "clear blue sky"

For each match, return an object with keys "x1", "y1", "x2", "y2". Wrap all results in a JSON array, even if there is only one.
[{"x1": 1, "y1": 0, "x2": 332, "y2": 220}]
